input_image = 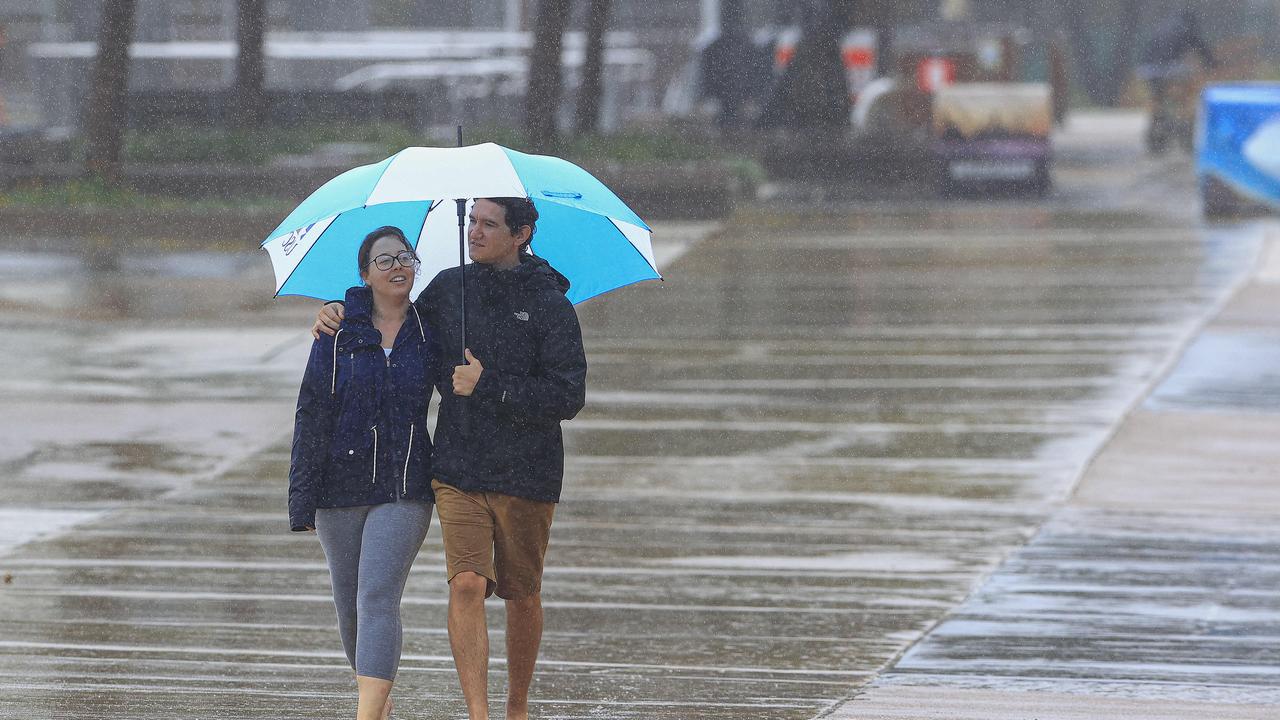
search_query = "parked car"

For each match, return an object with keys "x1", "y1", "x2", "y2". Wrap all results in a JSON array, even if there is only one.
[{"x1": 932, "y1": 82, "x2": 1053, "y2": 196}]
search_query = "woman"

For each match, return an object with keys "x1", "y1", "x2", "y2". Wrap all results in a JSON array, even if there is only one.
[{"x1": 288, "y1": 225, "x2": 436, "y2": 720}]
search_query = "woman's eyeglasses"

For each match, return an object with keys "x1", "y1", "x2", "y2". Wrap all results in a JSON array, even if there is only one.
[{"x1": 366, "y1": 251, "x2": 419, "y2": 271}]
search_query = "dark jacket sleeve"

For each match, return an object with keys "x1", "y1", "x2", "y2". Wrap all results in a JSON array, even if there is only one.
[
  {"x1": 1190, "y1": 33, "x2": 1216, "y2": 67},
  {"x1": 288, "y1": 335, "x2": 337, "y2": 531},
  {"x1": 423, "y1": 323, "x2": 441, "y2": 401},
  {"x1": 472, "y1": 294, "x2": 587, "y2": 422}
]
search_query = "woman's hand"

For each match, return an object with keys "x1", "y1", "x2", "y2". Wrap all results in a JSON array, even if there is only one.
[{"x1": 312, "y1": 302, "x2": 345, "y2": 339}]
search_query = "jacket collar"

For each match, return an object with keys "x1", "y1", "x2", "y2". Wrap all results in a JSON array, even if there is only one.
[
  {"x1": 338, "y1": 285, "x2": 426, "y2": 349},
  {"x1": 471, "y1": 254, "x2": 571, "y2": 296},
  {"x1": 343, "y1": 285, "x2": 375, "y2": 323}
]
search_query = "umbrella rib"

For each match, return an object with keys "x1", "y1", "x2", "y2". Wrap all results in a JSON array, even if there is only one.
[
  {"x1": 364, "y1": 149, "x2": 405, "y2": 207},
  {"x1": 536, "y1": 194, "x2": 651, "y2": 232},
  {"x1": 412, "y1": 199, "x2": 445, "y2": 253},
  {"x1": 574, "y1": 274, "x2": 664, "y2": 305},
  {"x1": 263, "y1": 154, "x2": 404, "y2": 247}
]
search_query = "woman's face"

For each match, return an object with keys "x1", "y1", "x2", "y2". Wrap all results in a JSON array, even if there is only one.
[{"x1": 361, "y1": 235, "x2": 417, "y2": 298}]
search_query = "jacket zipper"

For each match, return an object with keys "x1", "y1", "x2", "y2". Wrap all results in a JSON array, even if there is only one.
[
  {"x1": 402, "y1": 423, "x2": 414, "y2": 495},
  {"x1": 371, "y1": 425, "x2": 378, "y2": 485},
  {"x1": 330, "y1": 329, "x2": 343, "y2": 395}
]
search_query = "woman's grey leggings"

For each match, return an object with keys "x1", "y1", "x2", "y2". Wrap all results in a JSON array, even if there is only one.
[{"x1": 315, "y1": 500, "x2": 432, "y2": 681}]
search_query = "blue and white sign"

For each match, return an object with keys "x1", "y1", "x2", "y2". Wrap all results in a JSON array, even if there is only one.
[{"x1": 1199, "y1": 83, "x2": 1280, "y2": 208}]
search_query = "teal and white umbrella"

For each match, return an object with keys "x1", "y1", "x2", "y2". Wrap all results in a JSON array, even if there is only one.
[{"x1": 261, "y1": 143, "x2": 660, "y2": 305}]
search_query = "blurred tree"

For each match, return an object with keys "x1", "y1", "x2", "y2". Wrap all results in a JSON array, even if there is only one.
[
  {"x1": 84, "y1": 0, "x2": 137, "y2": 185},
  {"x1": 525, "y1": 0, "x2": 573, "y2": 151},
  {"x1": 233, "y1": 0, "x2": 268, "y2": 128},
  {"x1": 573, "y1": 0, "x2": 611, "y2": 136},
  {"x1": 759, "y1": 0, "x2": 893, "y2": 132},
  {"x1": 1062, "y1": 0, "x2": 1145, "y2": 106},
  {"x1": 372, "y1": 0, "x2": 418, "y2": 25}
]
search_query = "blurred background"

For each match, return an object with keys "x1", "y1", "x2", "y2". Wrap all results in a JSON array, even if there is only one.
[
  {"x1": 1, "y1": 0, "x2": 1277, "y2": 220},
  {"x1": 3, "y1": 4, "x2": 1280, "y2": 719}
]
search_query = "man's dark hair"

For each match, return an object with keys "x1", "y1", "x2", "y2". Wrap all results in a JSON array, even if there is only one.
[
  {"x1": 358, "y1": 225, "x2": 413, "y2": 272},
  {"x1": 484, "y1": 197, "x2": 539, "y2": 250}
]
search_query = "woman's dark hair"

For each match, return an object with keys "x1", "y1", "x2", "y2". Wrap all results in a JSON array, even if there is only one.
[
  {"x1": 357, "y1": 225, "x2": 414, "y2": 275},
  {"x1": 484, "y1": 197, "x2": 539, "y2": 250}
]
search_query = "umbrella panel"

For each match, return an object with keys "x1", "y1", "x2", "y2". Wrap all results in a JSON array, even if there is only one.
[
  {"x1": 527, "y1": 199, "x2": 661, "y2": 305},
  {"x1": 410, "y1": 197, "x2": 660, "y2": 306},
  {"x1": 275, "y1": 201, "x2": 432, "y2": 301}
]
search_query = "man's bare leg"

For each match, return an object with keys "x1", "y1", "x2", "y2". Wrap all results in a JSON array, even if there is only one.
[
  {"x1": 355, "y1": 676, "x2": 393, "y2": 720},
  {"x1": 449, "y1": 572, "x2": 491, "y2": 720},
  {"x1": 504, "y1": 592, "x2": 543, "y2": 720}
]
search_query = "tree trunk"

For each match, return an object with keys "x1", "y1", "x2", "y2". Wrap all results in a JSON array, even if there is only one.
[
  {"x1": 234, "y1": 0, "x2": 268, "y2": 128},
  {"x1": 867, "y1": 0, "x2": 895, "y2": 77},
  {"x1": 524, "y1": 0, "x2": 573, "y2": 152},
  {"x1": 757, "y1": 1, "x2": 851, "y2": 132},
  {"x1": 573, "y1": 0, "x2": 610, "y2": 136},
  {"x1": 1062, "y1": 3, "x2": 1103, "y2": 105},
  {"x1": 1063, "y1": 0, "x2": 1145, "y2": 107},
  {"x1": 83, "y1": 0, "x2": 138, "y2": 185},
  {"x1": 1102, "y1": 0, "x2": 1145, "y2": 106}
]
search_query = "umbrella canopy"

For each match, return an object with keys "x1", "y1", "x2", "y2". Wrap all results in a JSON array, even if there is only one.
[{"x1": 262, "y1": 143, "x2": 660, "y2": 305}]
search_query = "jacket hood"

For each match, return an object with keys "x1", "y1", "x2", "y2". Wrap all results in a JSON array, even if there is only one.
[
  {"x1": 341, "y1": 284, "x2": 428, "y2": 349},
  {"x1": 343, "y1": 285, "x2": 374, "y2": 323},
  {"x1": 509, "y1": 254, "x2": 571, "y2": 296}
]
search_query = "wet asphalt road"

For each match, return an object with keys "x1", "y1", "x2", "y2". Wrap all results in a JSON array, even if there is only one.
[{"x1": 0, "y1": 113, "x2": 1272, "y2": 718}]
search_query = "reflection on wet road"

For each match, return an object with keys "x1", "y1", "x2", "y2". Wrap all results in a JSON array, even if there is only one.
[
  {"x1": 0, "y1": 211, "x2": 1264, "y2": 718},
  {"x1": 1145, "y1": 329, "x2": 1280, "y2": 414}
]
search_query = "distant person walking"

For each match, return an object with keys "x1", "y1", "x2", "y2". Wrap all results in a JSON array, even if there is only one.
[
  {"x1": 1138, "y1": 9, "x2": 1217, "y2": 152},
  {"x1": 314, "y1": 197, "x2": 587, "y2": 720},
  {"x1": 290, "y1": 226, "x2": 438, "y2": 720}
]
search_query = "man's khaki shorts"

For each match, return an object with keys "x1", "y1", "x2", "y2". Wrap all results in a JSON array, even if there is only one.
[{"x1": 431, "y1": 479, "x2": 556, "y2": 599}]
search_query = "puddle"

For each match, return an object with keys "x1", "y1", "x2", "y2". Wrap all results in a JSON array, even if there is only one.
[{"x1": 0, "y1": 508, "x2": 102, "y2": 556}]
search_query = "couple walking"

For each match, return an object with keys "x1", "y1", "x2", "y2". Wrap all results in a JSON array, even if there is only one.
[{"x1": 287, "y1": 196, "x2": 587, "y2": 720}]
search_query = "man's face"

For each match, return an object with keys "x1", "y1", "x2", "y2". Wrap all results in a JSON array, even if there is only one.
[{"x1": 468, "y1": 199, "x2": 528, "y2": 268}]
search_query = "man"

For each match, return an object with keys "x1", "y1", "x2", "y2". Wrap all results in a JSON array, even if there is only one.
[
  {"x1": 313, "y1": 197, "x2": 587, "y2": 720},
  {"x1": 1137, "y1": 9, "x2": 1217, "y2": 152}
]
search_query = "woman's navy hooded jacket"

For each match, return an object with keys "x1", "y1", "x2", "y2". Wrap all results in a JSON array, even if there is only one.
[{"x1": 288, "y1": 286, "x2": 437, "y2": 531}]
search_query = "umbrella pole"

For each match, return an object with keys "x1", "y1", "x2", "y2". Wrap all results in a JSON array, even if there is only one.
[
  {"x1": 455, "y1": 124, "x2": 467, "y2": 360},
  {"x1": 456, "y1": 197, "x2": 467, "y2": 360},
  {"x1": 456, "y1": 125, "x2": 470, "y2": 437}
]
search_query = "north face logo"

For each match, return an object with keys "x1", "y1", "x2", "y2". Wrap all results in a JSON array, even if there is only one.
[{"x1": 514, "y1": 311, "x2": 530, "y2": 322}]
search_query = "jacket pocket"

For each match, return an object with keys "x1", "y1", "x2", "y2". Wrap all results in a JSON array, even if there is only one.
[{"x1": 326, "y1": 424, "x2": 376, "y2": 485}]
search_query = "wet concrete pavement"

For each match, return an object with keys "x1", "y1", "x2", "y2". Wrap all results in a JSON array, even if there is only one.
[
  {"x1": 834, "y1": 268, "x2": 1280, "y2": 720},
  {"x1": 826, "y1": 119, "x2": 1280, "y2": 719},
  {"x1": 1, "y1": 111, "x2": 1277, "y2": 718}
]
